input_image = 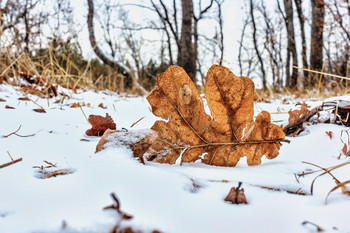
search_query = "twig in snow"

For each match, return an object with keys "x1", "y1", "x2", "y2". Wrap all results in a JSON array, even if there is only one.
[
  {"x1": 2, "y1": 125, "x2": 38, "y2": 138},
  {"x1": 301, "y1": 220, "x2": 325, "y2": 232},
  {"x1": 0, "y1": 152, "x2": 23, "y2": 169},
  {"x1": 130, "y1": 116, "x2": 145, "y2": 128}
]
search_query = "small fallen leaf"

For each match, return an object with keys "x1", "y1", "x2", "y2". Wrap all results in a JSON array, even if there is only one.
[
  {"x1": 288, "y1": 103, "x2": 310, "y2": 125},
  {"x1": 86, "y1": 113, "x2": 116, "y2": 136},
  {"x1": 5, "y1": 105, "x2": 15, "y2": 109},
  {"x1": 224, "y1": 182, "x2": 248, "y2": 204},
  {"x1": 33, "y1": 108, "x2": 46, "y2": 113},
  {"x1": 18, "y1": 97, "x2": 30, "y2": 101},
  {"x1": 0, "y1": 98, "x2": 6, "y2": 102},
  {"x1": 70, "y1": 102, "x2": 81, "y2": 108},
  {"x1": 325, "y1": 131, "x2": 333, "y2": 139},
  {"x1": 98, "y1": 103, "x2": 107, "y2": 109}
]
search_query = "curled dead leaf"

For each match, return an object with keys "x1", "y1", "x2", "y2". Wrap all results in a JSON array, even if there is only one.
[
  {"x1": 86, "y1": 113, "x2": 116, "y2": 136},
  {"x1": 98, "y1": 103, "x2": 107, "y2": 109}
]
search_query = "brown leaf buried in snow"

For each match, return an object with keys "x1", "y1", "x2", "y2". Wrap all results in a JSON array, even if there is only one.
[
  {"x1": 224, "y1": 182, "x2": 248, "y2": 204},
  {"x1": 86, "y1": 113, "x2": 116, "y2": 136},
  {"x1": 142, "y1": 65, "x2": 285, "y2": 166}
]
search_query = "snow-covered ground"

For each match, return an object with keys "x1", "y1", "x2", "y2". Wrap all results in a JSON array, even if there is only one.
[{"x1": 0, "y1": 82, "x2": 349, "y2": 233}]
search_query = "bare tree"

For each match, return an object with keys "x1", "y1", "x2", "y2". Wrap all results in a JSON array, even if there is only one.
[
  {"x1": 0, "y1": 0, "x2": 49, "y2": 53},
  {"x1": 259, "y1": 2, "x2": 282, "y2": 87},
  {"x1": 178, "y1": 0, "x2": 195, "y2": 80},
  {"x1": 86, "y1": 0, "x2": 147, "y2": 95},
  {"x1": 249, "y1": 0, "x2": 266, "y2": 90},
  {"x1": 294, "y1": 0, "x2": 308, "y2": 81},
  {"x1": 150, "y1": 0, "x2": 216, "y2": 83},
  {"x1": 309, "y1": 0, "x2": 325, "y2": 87},
  {"x1": 214, "y1": 0, "x2": 224, "y2": 65},
  {"x1": 277, "y1": 0, "x2": 298, "y2": 89}
]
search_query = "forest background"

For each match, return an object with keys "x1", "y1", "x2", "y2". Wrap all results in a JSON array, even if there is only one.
[{"x1": 0, "y1": 0, "x2": 349, "y2": 95}]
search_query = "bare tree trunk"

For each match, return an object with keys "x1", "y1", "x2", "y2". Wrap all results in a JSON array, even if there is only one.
[
  {"x1": 238, "y1": 17, "x2": 249, "y2": 77},
  {"x1": 283, "y1": 0, "x2": 298, "y2": 89},
  {"x1": 294, "y1": 0, "x2": 309, "y2": 81},
  {"x1": 260, "y1": 2, "x2": 280, "y2": 87},
  {"x1": 250, "y1": 0, "x2": 266, "y2": 90},
  {"x1": 86, "y1": 0, "x2": 147, "y2": 95},
  {"x1": 309, "y1": 0, "x2": 325, "y2": 87},
  {"x1": 215, "y1": 0, "x2": 224, "y2": 65},
  {"x1": 179, "y1": 0, "x2": 196, "y2": 82}
]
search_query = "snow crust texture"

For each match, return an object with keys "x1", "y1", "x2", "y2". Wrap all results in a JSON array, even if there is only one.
[{"x1": 0, "y1": 83, "x2": 349, "y2": 233}]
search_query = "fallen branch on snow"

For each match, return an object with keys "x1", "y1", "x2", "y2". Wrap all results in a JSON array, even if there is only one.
[{"x1": 0, "y1": 151, "x2": 23, "y2": 169}]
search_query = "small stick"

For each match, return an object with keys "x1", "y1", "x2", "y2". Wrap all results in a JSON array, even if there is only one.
[
  {"x1": 130, "y1": 117, "x2": 145, "y2": 128},
  {"x1": 79, "y1": 105, "x2": 88, "y2": 122},
  {"x1": 0, "y1": 158, "x2": 23, "y2": 169},
  {"x1": 7, "y1": 151, "x2": 14, "y2": 161},
  {"x1": 2, "y1": 125, "x2": 38, "y2": 138},
  {"x1": 302, "y1": 220, "x2": 324, "y2": 232},
  {"x1": 44, "y1": 160, "x2": 57, "y2": 167},
  {"x1": 2, "y1": 125, "x2": 22, "y2": 138}
]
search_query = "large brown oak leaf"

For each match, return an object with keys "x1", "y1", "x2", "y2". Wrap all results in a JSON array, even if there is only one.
[{"x1": 98, "y1": 65, "x2": 286, "y2": 167}]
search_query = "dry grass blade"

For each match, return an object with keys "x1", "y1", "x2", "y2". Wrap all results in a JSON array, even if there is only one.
[
  {"x1": 325, "y1": 180, "x2": 350, "y2": 204},
  {"x1": 298, "y1": 160, "x2": 350, "y2": 177},
  {"x1": 302, "y1": 161, "x2": 340, "y2": 195},
  {"x1": 293, "y1": 66, "x2": 350, "y2": 81}
]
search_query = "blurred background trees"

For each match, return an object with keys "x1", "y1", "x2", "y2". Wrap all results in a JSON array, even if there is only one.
[{"x1": 0, "y1": 0, "x2": 349, "y2": 93}]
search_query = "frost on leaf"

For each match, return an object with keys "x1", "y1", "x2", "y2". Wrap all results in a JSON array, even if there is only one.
[
  {"x1": 86, "y1": 113, "x2": 116, "y2": 136},
  {"x1": 140, "y1": 65, "x2": 285, "y2": 166}
]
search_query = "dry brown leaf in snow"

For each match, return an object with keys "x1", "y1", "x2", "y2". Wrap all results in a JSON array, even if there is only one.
[
  {"x1": 142, "y1": 65, "x2": 285, "y2": 166},
  {"x1": 98, "y1": 65, "x2": 286, "y2": 167},
  {"x1": 5, "y1": 105, "x2": 15, "y2": 109},
  {"x1": 224, "y1": 182, "x2": 248, "y2": 204},
  {"x1": 288, "y1": 103, "x2": 310, "y2": 125},
  {"x1": 86, "y1": 113, "x2": 116, "y2": 136}
]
